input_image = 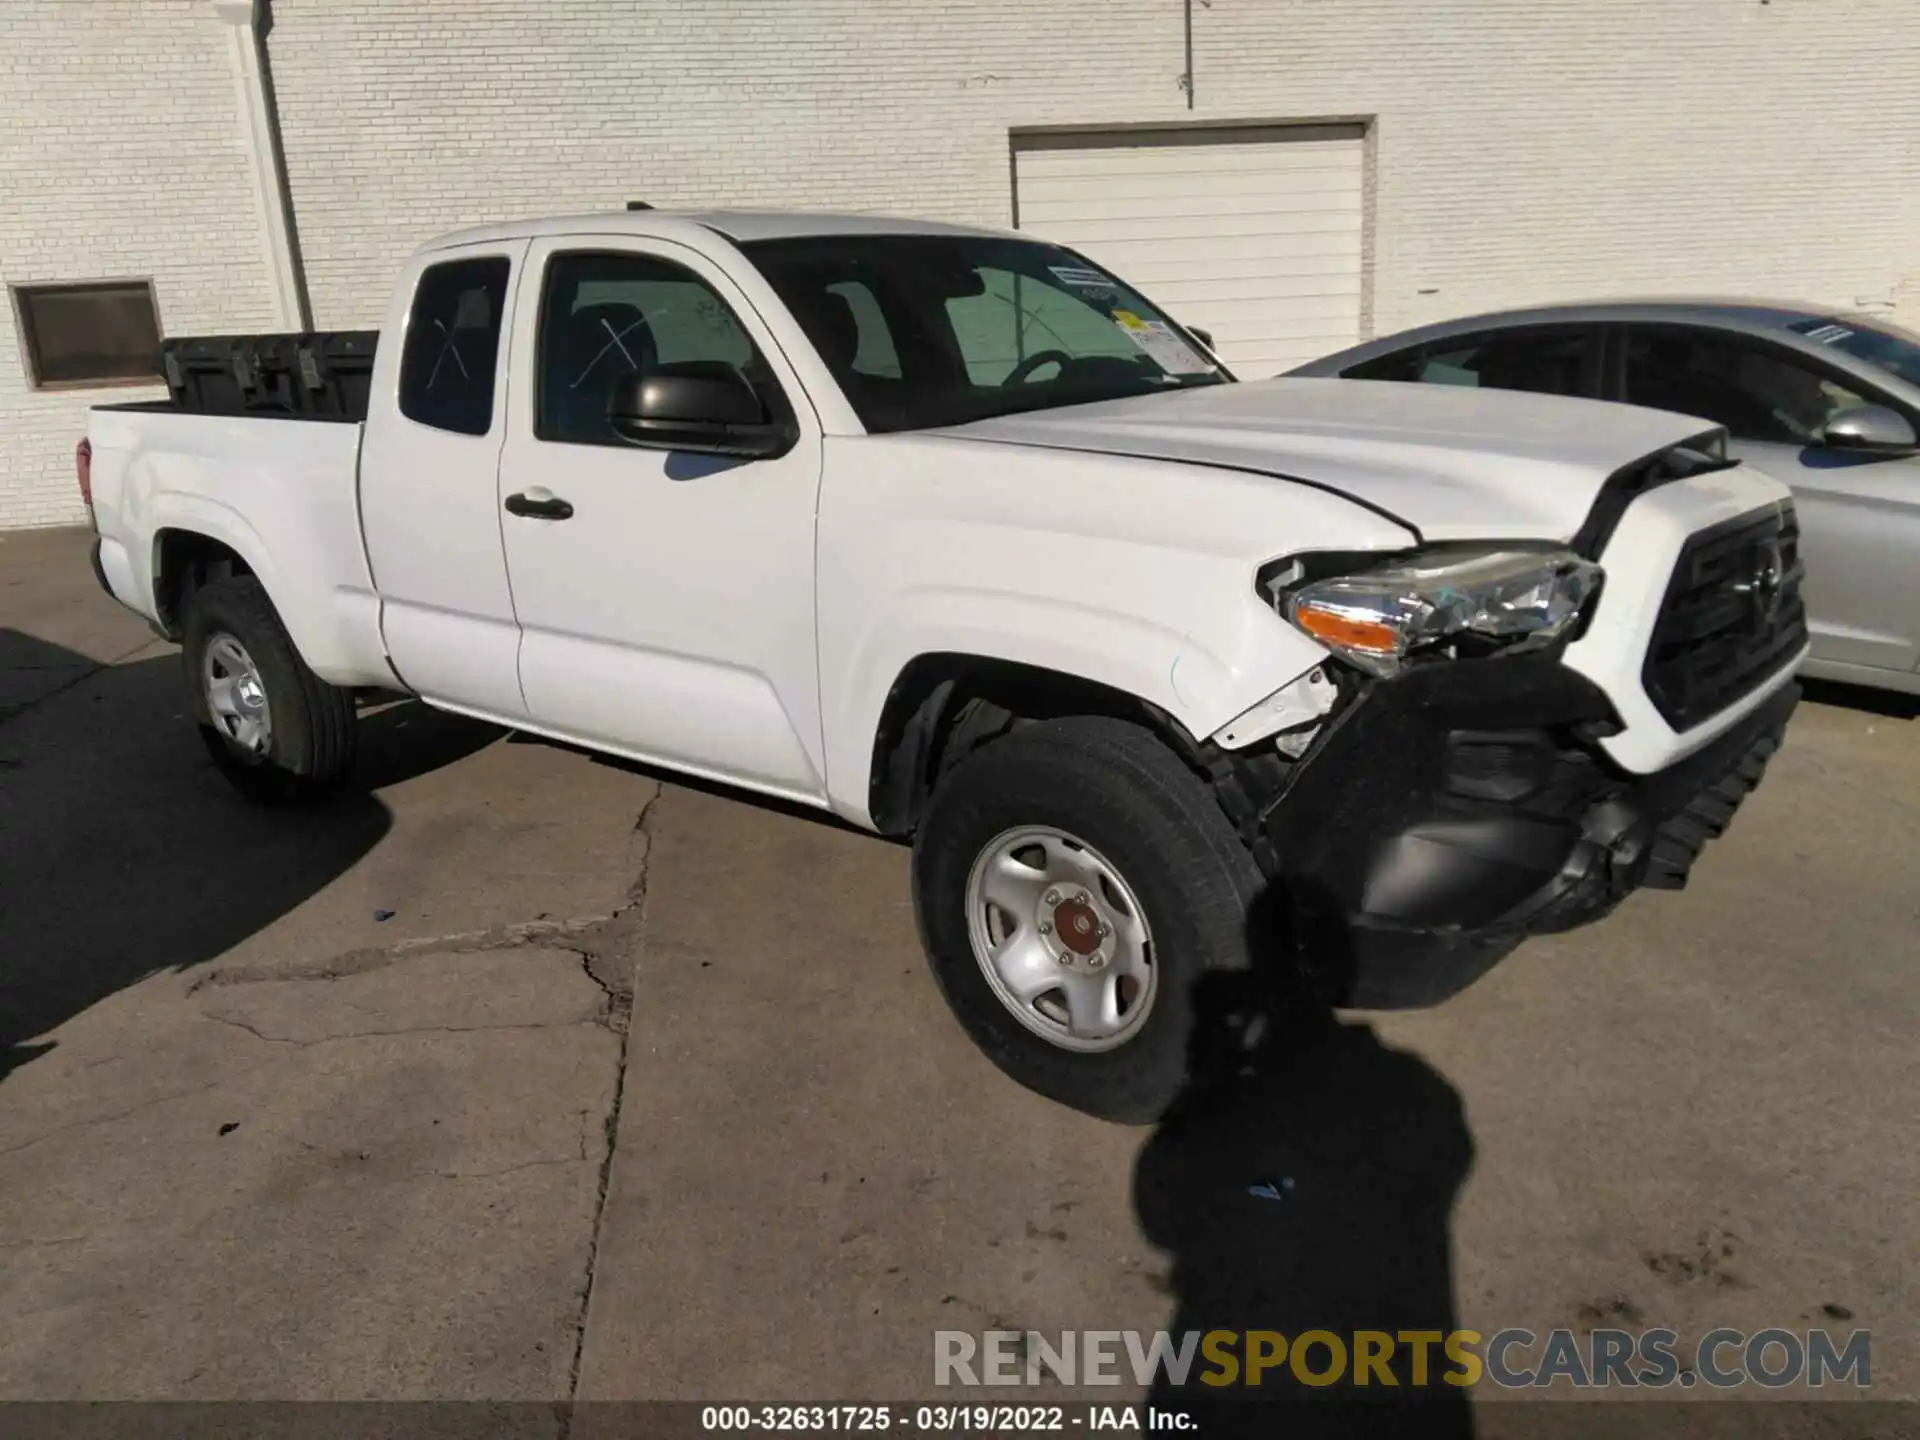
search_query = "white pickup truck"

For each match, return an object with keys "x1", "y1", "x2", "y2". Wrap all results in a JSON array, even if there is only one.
[{"x1": 82, "y1": 209, "x2": 1806, "y2": 1119}]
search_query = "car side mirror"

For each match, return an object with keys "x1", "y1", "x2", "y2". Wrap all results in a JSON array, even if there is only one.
[
  {"x1": 608, "y1": 362, "x2": 794, "y2": 458},
  {"x1": 1822, "y1": 403, "x2": 1918, "y2": 452},
  {"x1": 1188, "y1": 325, "x2": 1216, "y2": 352}
]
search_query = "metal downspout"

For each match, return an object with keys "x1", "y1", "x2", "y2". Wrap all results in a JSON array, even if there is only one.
[
  {"x1": 210, "y1": 0, "x2": 312, "y2": 330},
  {"x1": 1183, "y1": 0, "x2": 1195, "y2": 109}
]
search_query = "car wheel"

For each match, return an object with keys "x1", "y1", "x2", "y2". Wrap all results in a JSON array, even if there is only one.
[
  {"x1": 182, "y1": 575, "x2": 357, "y2": 805},
  {"x1": 912, "y1": 716, "x2": 1269, "y2": 1122}
]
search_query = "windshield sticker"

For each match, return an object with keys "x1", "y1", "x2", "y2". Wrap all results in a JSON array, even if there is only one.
[
  {"x1": 1049, "y1": 264, "x2": 1119, "y2": 298},
  {"x1": 1801, "y1": 323, "x2": 1856, "y2": 345},
  {"x1": 1114, "y1": 312, "x2": 1212, "y2": 375}
]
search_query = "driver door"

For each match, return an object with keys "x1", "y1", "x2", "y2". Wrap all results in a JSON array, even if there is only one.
[
  {"x1": 494, "y1": 235, "x2": 830, "y2": 801},
  {"x1": 1617, "y1": 324, "x2": 1920, "y2": 678}
]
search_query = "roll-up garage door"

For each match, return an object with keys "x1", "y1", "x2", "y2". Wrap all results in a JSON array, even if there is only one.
[{"x1": 1013, "y1": 124, "x2": 1366, "y2": 377}]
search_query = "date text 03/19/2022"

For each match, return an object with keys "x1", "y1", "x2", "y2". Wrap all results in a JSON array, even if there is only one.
[{"x1": 699, "y1": 1404, "x2": 1194, "y2": 1433}]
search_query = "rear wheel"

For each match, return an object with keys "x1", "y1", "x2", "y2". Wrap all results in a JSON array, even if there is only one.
[
  {"x1": 912, "y1": 716, "x2": 1270, "y2": 1122},
  {"x1": 182, "y1": 576, "x2": 356, "y2": 804}
]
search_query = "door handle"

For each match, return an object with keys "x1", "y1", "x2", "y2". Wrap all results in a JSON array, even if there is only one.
[{"x1": 504, "y1": 489, "x2": 574, "y2": 520}]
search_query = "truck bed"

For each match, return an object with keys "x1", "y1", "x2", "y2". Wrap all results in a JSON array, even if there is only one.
[
  {"x1": 85, "y1": 403, "x2": 395, "y2": 690},
  {"x1": 108, "y1": 331, "x2": 380, "y2": 423}
]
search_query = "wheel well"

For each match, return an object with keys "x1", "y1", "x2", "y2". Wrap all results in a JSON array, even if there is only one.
[
  {"x1": 866, "y1": 653, "x2": 1207, "y2": 838},
  {"x1": 153, "y1": 530, "x2": 253, "y2": 638}
]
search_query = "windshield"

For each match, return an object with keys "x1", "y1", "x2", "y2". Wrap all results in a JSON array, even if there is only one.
[
  {"x1": 1787, "y1": 315, "x2": 1920, "y2": 388},
  {"x1": 742, "y1": 234, "x2": 1230, "y2": 432}
]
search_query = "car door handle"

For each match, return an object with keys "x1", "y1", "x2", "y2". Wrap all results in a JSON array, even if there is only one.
[{"x1": 504, "y1": 489, "x2": 574, "y2": 520}]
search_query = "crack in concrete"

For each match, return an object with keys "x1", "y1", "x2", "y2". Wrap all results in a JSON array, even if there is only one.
[
  {"x1": 195, "y1": 1011, "x2": 607, "y2": 1048},
  {"x1": 562, "y1": 785, "x2": 657, "y2": 1423},
  {"x1": 430, "y1": 1155, "x2": 594, "y2": 1181},
  {"x1": 185, "y1": 915, "x2": 621, "y2": 995},
  {"x1": 185, "y1": 785, "x2": 661, "y2": 1039},
  {"x1": 0, "y1": 1061, "x2": 279, "y2": 1159},
  {"x1": 6, "y1": 779, "x2": 661, "y2": 1183},
  {"x1": 8, "y1": 762, "x2": 662, "y2": 1404}
]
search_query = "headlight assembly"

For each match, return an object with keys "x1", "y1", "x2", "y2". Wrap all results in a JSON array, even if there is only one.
[{"x1": 1267, "y1": 547, "x2": 1603, "y2": 678}]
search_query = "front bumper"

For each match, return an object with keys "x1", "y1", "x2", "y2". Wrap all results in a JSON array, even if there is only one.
[{"x1": 1259, "y1": 656, "x2": 1797, "y2": 1009}]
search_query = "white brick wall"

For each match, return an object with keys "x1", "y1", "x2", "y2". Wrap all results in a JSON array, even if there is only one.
[
  {"x1": 0, "y1": 0, "x2": 279, "y2": 530},
  {"x1": 6, "y1": 0, "x2": 1920, "y2": 527},
  {"x1": 264, "y1": 0, "x2": 1920, "y2": 337}
]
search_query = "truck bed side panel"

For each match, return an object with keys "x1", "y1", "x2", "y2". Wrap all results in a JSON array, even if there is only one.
[{"x1": 87, "y1": 407, "x2": 398, "y2": 689}]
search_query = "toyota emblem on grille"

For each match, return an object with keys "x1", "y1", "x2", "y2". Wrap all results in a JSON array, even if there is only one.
[{"x1": 1729, "y1": 536, "x2": 1786, "y2": 634}]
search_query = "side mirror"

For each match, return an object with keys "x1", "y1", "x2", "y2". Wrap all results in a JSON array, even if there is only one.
[
  {"x1": 1188, "y1": 325, "x2": 1216, "y2": 352},
  {"x1": 1822, "y1": 403, "x2": 1918, "y2": 452},
  {"x1": 608, "y1": 362, "x2": 794, "y2": 458}
]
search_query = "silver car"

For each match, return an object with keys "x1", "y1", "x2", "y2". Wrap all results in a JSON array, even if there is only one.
[{"x1": 1289, "y1": 302, "x2": 1920, "y2": 696}]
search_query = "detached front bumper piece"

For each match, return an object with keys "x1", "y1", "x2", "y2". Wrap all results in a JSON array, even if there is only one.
[{"x1": 1260, "y1": 657, "x2": 1797, "y2": 1009}]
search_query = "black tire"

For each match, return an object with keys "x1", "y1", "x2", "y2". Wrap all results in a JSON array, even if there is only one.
[
  {"x1": 181, "y1": 575, "x2": 357, "y2": 805},
  {"x1": 912, "y1": 716, "x2": 1270, "y2": 1123}
]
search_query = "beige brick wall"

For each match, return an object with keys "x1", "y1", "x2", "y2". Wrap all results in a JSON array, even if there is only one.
[
  {"x1": 0, "y1": 0, "x2": 280, "y2": 530},
  {"x1": 6, "y1": 0, "x2": 1920, "y2": 527}
]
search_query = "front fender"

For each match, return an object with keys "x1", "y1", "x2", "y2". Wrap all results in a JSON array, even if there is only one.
[
  {"x1": 813, "y1": 435, "x2": 1416, "y2": 825},
  {"x1": 823, "y1": 584, "x2": 1333, "y2": 827}
]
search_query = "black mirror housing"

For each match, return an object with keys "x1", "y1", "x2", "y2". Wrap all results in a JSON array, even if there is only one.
[
  {"x1": 608, "y1": 362, "x2": 795, "y2": 458},
  {"x1": 1189, "y1": 325, "x2": 1216, "y2": 352}
]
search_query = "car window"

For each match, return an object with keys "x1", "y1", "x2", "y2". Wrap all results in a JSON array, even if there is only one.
[
  {"x1": 743, "y1": 234, "x2": 1227, "y2": 433},
  {"x1": 1345, "y1": 326, "x2": 1595, "y2": 397},
  {"x1": 1622, "y1": 329, "x2": 1864, "y2": 446},
  {"x1": 398, "y1": 256, "x2": 511, "y2": 436},
  {"x1": 1788, "y1": 315, "x2": 1920, "y2": 389},
  {"x1": 536, "y1": 250, "x2": 778, "y2": 447}
]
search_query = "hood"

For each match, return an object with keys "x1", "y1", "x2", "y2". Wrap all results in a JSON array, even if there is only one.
[{"x1": 936, "y1": 377, "x2": 1721, "y2": 542}]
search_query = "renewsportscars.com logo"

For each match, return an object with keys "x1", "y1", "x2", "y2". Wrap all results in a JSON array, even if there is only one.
[{"x1": 934, "y1": 1327, "x2": 1872, "y2": 1391}]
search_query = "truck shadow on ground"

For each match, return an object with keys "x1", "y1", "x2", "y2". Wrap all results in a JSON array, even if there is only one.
[
  {"x1": 0, "y1": 630, "x2": 499, "y2": 1088},
  {"x1": 1133, "y1": 884, "x2": 1478, "y2": 1438}
]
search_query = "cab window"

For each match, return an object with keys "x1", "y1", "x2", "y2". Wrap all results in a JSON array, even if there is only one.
[
  {"x1": 398, "y1": 257, "x2": 511, "y2": 436},
  {"x1": 535, "y1": 250, "x2": 784, "y2": 447}
]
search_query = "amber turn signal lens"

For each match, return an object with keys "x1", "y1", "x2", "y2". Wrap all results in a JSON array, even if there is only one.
[{"x1": 1291, "y1": 602, "x2": 1401, "y2": 657}]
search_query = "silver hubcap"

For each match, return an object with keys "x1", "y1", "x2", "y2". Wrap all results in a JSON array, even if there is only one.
[
  {"x1": 963, "y1": 826, "x2": 1157, "y2": 1053},
  {"x1": 202, "y1": 633, "x2": 272, "y2": 755}
]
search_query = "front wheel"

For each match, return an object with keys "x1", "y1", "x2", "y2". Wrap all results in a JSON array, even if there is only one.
[
  {"x1": 912, "y1": 716, "x2": 1269, "y2": 1123},
  {"x1": 182, "y1": 575, "x2": 357, "y2": 804}
]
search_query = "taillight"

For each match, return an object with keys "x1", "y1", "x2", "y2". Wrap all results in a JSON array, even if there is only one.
[{"x1": 76, "y1": 437, "x2": 94, "y2": 525}]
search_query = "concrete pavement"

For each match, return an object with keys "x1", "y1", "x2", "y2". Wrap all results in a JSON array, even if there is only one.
[
  {"x1": 0, "y1": 527, "x2": 654, "y2": 1399},
  {"x1": 1, "y1": 524, "x2": 1915, "y2": 1418}
]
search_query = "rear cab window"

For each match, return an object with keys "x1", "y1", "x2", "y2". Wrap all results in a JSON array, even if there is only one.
[{"x1": 398, "y1": 257, "x2": 512, "y2": 436}]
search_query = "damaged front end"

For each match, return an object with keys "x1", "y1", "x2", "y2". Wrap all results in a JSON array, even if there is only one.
[
  {"x1": 1242, "y1": 655, "x2": 1794, "y2": 1008},
  {"x1": 1208, "y1": 520, "x2": 1798, "y2": 1009}
]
